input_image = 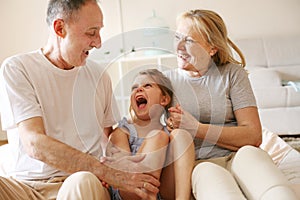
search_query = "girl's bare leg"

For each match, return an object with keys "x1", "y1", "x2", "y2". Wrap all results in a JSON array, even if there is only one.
[
  {"x1": 160, "y1": 129, "x2": 195, "y2": 200},
  {"x1": 120, "y1": 130, "x2": 169, "y2": 200},
  {"x1": 106, "y1": 128, "x2": 131, "y2": 158}
]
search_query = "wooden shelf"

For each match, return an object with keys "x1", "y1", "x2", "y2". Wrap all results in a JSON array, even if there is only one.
[{"x1": 0, "y1": 140, "x2": 8, "y2": 146}]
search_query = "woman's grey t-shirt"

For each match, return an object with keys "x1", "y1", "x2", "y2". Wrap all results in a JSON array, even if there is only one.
[{"x1": 164, "y1": 63, "x2": 257, "y2": 160}]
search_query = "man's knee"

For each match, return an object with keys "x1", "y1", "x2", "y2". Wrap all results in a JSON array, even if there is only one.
[
  {"x1": 57, "y1": 171, "x2": 109, "y2": 200},
  {"x1": 66, "y1": 171, "x2": 98, "y2": 182},
  {"x1": 62, "y1": 171, "x2": 101, "y2": 189}
]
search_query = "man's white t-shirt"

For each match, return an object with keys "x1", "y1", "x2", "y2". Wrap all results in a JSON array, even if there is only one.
[{"x1": 0, "y1": 49, "x2": 119, "y2": 180}]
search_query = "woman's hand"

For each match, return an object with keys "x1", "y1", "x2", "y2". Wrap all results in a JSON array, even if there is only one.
[{"x1": 167, "y1": 104, "x2": 199, "y2": 136}]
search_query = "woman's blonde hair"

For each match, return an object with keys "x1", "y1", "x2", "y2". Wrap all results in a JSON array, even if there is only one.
[{"x1": 177, "y1": 9, "x2": 245, "y2": 67}]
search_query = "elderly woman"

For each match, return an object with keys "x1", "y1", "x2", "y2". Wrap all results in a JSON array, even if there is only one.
[{"x1": 164, "y1": 9, "x2": 298, "y2": 200}]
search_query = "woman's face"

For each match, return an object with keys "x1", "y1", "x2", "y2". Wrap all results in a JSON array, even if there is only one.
[{"x1": 174, "y1": 19, "x2": 213, "y2": 74}]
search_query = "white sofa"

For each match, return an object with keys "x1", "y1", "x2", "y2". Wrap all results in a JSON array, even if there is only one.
[{"x1": 234, "y1": 36, "x2": 300, "y2": 135}]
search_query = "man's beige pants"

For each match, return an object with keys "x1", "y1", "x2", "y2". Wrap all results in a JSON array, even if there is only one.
[{"x1": 0, "y1": 171, "x2": 110, "y2": 200}]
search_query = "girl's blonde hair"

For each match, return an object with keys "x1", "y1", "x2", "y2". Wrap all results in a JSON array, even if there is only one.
[{"x1": 177, "y1": 9, "x2": 245, "y2": 67}]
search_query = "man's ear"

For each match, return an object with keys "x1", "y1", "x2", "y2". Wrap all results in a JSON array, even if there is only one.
[
  {"x1": 160, "y1": 95, "x2": 171, "y2": 107},
  {"x1": 53, "y1": 19, "x2": 66, "y2": 38}
]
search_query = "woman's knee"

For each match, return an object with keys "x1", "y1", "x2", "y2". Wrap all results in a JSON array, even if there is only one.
[
  {"x1": 233, "y1": 145, "x2": 269, "y2": 166},
  {"x1": 237, "y1": 145, "x2": 262, "y2": 156},
  {"x1": 192, "y1": 162, "x2": 245, "y2": 199},
  {"x1": 231, "y1": 146, "x2": 297, "y2": 200},
  {"x1": 231, "y1": 145, "x2": 270, "y2": 177},
  {"x1": 192, "y1": 162, "x2": 230, "y2": 181}
]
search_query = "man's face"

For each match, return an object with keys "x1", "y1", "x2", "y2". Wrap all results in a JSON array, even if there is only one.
[{"x1": 59, "y1": 2, "x2": 104, "y2": 67}]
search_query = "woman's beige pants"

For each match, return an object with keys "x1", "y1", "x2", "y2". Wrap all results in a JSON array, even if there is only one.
[{"x1": 192, "y1": 146, "x2": 298, "y2": 200}]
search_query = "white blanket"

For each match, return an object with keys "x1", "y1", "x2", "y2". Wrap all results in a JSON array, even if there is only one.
[
  {"x1": 260, "y1": 128, "x2": 293, "y2": 165},
  {"x1": 259, "y1": 128, "x2": 300, "y2": 198}
]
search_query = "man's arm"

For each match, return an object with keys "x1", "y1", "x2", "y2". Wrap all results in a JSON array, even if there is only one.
[
  {"x1": 18, "y1": 116, "x2": 160, "y2": 198},
  {"x1": 19, "y1": 117, "x2": 100, "y2": 173}
]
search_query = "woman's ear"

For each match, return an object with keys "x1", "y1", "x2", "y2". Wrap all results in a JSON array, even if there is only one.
[
  {"x1": 209, "y1": 47, "x2": 218, "y2": 56},
  {"x1": 160, "y1": 95, "x2": 171, "y2": 107},
  {"x1": 53, "y1": 19, "x2": 66, "y2": 38}
]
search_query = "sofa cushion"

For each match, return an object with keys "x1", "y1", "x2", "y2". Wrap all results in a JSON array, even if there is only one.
[
  {"x1": 253, "y1": 87, "x2": 287, "y2": 109},
  {"x1": 287, "y1": 86, "x2": 300, "y2": 107},
  {"x1": 268, "y1": 66, "x2": 300, "y2": 82},
  {"x1": 264, "y1": 36, "x2": 300, "y2": 68},
  {"x1": 234, "y1": 36, "x2": 300, "y2": 135},
  {"x1": 248, "y1": 69, "x2": 282, "y2": 88},
  {"x1": 259, "y1": 107, "x2": 300, "y2": 135},
  {"x1": 235, "y1": 36, "x2": 300, "y2": 69},
  {"x1": 235, "y1": 38, "x2": 268, "y2": 67}
]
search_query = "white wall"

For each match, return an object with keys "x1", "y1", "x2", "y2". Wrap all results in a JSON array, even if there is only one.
[
  {"x1": 119, "y1": 0, "x2": 300, "y2": 39},
  {"x1": 0, "y1": 0, "x2": 49, "y2": 63},
  {"x1": 1, "y1": 0, "x2": 300, "y2": 63}
]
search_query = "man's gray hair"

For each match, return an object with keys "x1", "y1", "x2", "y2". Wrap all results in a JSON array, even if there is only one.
[{"x1": 46, "y1": 0, "x2": 99, "y2": 26}]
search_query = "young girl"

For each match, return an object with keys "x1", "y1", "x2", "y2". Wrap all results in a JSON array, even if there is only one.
[{"x1": 107, "y1": 69, "x2": 194, "y2": 200}]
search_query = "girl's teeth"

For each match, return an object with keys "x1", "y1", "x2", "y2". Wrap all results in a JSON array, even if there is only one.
[{"x1": 179, "y1": 54, "x2": 187, "y2": 59}]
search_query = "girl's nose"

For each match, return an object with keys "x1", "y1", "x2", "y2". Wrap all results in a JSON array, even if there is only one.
[{"x1": 137, "y1": 87, "x2": 144, "y2": 92}]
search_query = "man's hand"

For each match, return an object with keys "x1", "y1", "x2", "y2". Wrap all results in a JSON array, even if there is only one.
[
  {"x1": 105, "y1": 143, "x2": 131, "y2": 159},
  {"x1": 100, "y1": 154, "x2": 160, "y2": 199}
]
